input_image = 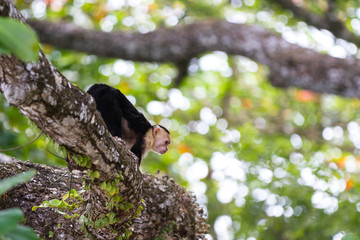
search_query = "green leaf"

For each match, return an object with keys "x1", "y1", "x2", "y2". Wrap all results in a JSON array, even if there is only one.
[
  {"x1": 3, "y1": 225, "x2": 39, "y2": 240},
  {"x1": 344, "y1": 234, "x2": 360, "y2": 240},
  {"x1": 0, "y1": 17, "x2": 39, "y2": 62},
  {"x1": 94, "y1": 219, "x2": 102, "y2": 228},
  {"x1": 106, "y1": 182, "x2": 112, "y2": 192},
  {"x1": 54, "y1": 209, "x2": 66, "y2": 215},
  {"x1": 49, "y1": 199, "x2": 61, "y2": 207},
  {"x1": 39, "y1": 201, "x2": 50, "y2": 208},
  {"x1": 62, "y1": 193, "x2": 69, "y2": 201},
  {"x1": 136, "y1": 207, "x2": 142, "y2": 215},
  {"x1": 0, "y1": 208, "x2": 24, "y2": 234},
  {"x1": 0, "y1": 170, "x2": 36, "y2": 195},
  {"x1": 70, "y1": 189, "x2": 78, "y2": 196},
  {"x1": 113, "y1": 195, "x2": 123, "y2": 203},
  {"x1": 125, "y1": 203, "x2": 134, "y2": 209},
  {"x1": 108, "y1": 212, "x2": 115, "y2": 223},
  {"x1": 86, "y1": 160, "x2": 92, "y2": 168},
  {"x1": 0, "y1": 45, "x2": 11, "y2": 54},
  {"x1": 100, "y1": 181, "x2": 107, "y2": 190},
  {"x1": 109, "y1": 186, "x2": 117, "y2": 196}
]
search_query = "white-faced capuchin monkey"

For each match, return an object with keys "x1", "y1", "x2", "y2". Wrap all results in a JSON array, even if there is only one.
[{"x1": 87, "y1": 83, "x2": 171, "y2": 165}]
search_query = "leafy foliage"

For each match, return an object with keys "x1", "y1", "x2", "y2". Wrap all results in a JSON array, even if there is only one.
[
  {"x1": 0, "y1": 17, "x2": 39, "y2": 62},
  {"x1": 0, "y1": 171, "x2": 38, "y2": 240},
  {"x1": 0, "y1": 169, "x2": 35, "y2": 195},
  {"x1": 0, "y1": 208, "x2": 38, "y2": 240},
  {"x1": 32, "y1": 188, "x2": 84, "y2": 219}
]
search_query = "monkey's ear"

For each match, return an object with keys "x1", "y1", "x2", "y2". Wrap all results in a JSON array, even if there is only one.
[{"x1": 153, "y1": 125, "x2": 161, "y2": 134}]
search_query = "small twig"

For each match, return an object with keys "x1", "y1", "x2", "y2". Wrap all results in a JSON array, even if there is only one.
[
  {"x1": 50, "y1": 170, "x2": 69, "y2": 187},
  {"x1": 0, "y1": 130, "x2": 43, "y2": 152},
  {"x1": 45, "y1": 149, "x2": 66, "y2": 160},
  {"x1": 66, "y1": 153, "x2": 73, "y2": 192},
  {"x1": 47, "y1": 150, "x2": 71, "y2": 187},
  {"x1": 69, "y1": 171, "x2": 73, "y2": 192}
]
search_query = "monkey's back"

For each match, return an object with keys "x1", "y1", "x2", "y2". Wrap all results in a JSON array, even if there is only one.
[{"x1": 87, "y1": 84, "x2": 151, "y2": 137}]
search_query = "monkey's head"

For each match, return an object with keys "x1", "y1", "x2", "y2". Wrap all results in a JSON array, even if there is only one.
[{"x1": 152, "y1": 125, "x2": 171, "y2": 155}]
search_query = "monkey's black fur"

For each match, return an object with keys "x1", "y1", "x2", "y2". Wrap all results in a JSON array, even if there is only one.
[{"x1": 87, "y1": 83, "x2": 167, "y2": 163}]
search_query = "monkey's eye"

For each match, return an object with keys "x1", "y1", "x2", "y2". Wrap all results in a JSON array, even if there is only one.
[{"x1": 165, "y1": 141, "x2": 169, "y2": 145}]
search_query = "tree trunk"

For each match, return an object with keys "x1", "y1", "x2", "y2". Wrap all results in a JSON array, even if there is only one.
[{"x1": 0, "y1": 1, "x2": 208, "y2": 239}]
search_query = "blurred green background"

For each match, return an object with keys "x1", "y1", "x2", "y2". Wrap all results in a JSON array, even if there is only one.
[{"x1": 2, "y1": 0, "x2": 360, "y2": 239}]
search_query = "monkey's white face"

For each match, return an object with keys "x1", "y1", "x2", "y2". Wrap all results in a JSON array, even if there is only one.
[{"x1": 152, "y1": 127, "x2": 171, "y2": 155}]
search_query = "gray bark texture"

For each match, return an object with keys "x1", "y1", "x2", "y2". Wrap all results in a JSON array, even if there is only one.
[
  {"x1": 0, "y1": 155, "x2": 207, "y2": 240},
  {"x1": 0, "y1": 0, "x2": 208, "y2": 239}
]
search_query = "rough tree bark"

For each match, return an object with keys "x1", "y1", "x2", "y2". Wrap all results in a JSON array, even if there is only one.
[
  {"x1": 28, "y1": 19, "x2": 360, "y2": 98},
  {"x1": 0, "y1": 154, "x2": 207, "y2": 239},
  {"x1": 0, "y1": 0, "x2": 208, "y2": 239}
]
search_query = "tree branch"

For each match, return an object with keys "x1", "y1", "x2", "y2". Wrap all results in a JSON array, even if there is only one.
[
  {"x1": 28, "y1": 19, "x2": 360, "y2": 98},
  {"x1": 0, "y1": 154, "x2": 208, "y2": 239},
  {"x1": 0, "y1": 0, "x2": 207, "y2": 238},
  {"x1": 272, "y1": 0, "x2": 360, "y2": 46}
]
